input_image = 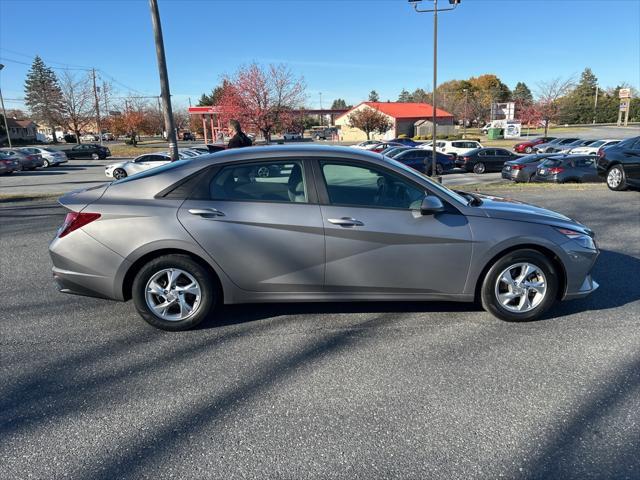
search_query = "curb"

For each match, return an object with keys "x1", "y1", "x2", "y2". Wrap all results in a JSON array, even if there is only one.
[{"x1": 0, "y1": 192, "x2": 64, "y2": 203}]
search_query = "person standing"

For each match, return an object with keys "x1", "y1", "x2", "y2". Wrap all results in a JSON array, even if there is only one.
[{"x1": 227, "y1": 119, "x2": 253, "y2": 149}]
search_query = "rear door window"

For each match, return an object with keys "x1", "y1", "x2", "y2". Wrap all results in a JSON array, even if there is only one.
[{"x1": 209, "y1": 161, "x2": 307, "y2": 203}]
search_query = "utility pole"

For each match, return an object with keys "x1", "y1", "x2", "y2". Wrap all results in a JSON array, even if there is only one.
[
  {"x1": 319, "y1": 92, "x2": 323, "y2": 126},
  {"x1": 149, "y1": 0, "x2": 178, "y2": 160},
  {"x1": 463, "y1": 88, "x2": 468, "y2": 139},
  {"x1": 0, "y1": 64, "x2": 11, "y2": 148},
  {"x1": 593, "y1": 85, "x2": 599, "y2": 124},
  {"x1": 410, "y1": 0, "x2": 462, "y2": 180},
  {"x1": 102, "y1": 81, "x2": 109, "y2": 115},
  {"x1": 91, "y1": 69, "x2": 102, "y2": 145}
]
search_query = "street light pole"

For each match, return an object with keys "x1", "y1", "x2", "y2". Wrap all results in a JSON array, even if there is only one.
[
  {"x1": 149, "y1": 0, "x2": 179, "y2": 160},
  {"x1": 463, "y1": 88, "x2": 468, "y2": 139},
  {"x1": 409, "y1": 0, "x2": 461, "y2": 181},
  {"x1": 0, "y1": 64, "x2": 12, "y2": 148}
]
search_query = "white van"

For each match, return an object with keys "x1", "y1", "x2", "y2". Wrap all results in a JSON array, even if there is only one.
[
  {"x1": 481, "y1": 120, "x2": 506, "y2": 134},
  {"x1": 419, "y1": 140, "x2": 483, "y2": 157}
]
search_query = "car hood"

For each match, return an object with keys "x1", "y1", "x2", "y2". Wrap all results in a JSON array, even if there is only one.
[
  {"x1": 470, "y1": 193, "x2": 589, "y2": 232},
  {"x1": 105, "y1": 160, "x2": 129, "y2": 169}
]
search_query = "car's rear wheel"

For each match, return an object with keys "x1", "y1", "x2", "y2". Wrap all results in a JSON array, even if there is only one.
[
  {"x1": 606, "y1": 165, "x2": 627, "y2": 191},
  {"x1": 132, "y1": 255, "x2": 217, "y2": 331},
  {"x1": 481, "y1": 249, "x2": 559, "y2": 322},
  {"x1": 436, "y1": 163, "x2": 444, "y2": 176},
  {"x1": 113, "y1": 168, "x2": 127, "y2": 180},
  {"x1": 473, "y1": 162, "x2": 486, "y2": 174},
  {"x1": 91, "y1": 153, "x2": 100, "y2": 160},
  {"x1": 525, "y1": 146, "x2": 533, "y2": 153}
]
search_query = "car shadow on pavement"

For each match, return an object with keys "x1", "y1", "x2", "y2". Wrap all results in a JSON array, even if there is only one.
[{"x1": 551, "y1": 249, "x2": 640, "y2": 317}]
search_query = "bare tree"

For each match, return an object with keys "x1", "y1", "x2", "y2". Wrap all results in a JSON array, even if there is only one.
[
  {"x1": 347, "y1": 107, "x2": 392, "y2": 140},
  {"x1": 59, "y1": 71, "x2": 95, "y2": 143},
  {"x1": 536, "y1": 77, "x2": 575, "y2": 136}
]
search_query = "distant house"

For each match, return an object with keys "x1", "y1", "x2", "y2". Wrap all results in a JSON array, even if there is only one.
[
  {"x1": 5, "y1": 118, "x2": 37, "y2": 142},
  {"x1": 335, "y1": 102, "x2": 454, "y2": 141}
]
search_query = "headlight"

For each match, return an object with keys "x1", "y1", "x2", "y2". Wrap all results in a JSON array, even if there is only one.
[{"x1": 557, "y1": 228, "x2": 596, "y2": 250}]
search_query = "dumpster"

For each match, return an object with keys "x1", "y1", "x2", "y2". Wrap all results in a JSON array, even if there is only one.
[{"x1": 487, "y1": 127, "x2": 503, "y2": 140}]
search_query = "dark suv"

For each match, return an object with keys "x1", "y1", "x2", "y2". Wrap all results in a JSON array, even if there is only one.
[
  {"x1": 596, "y1": 136, "x2": 640, "y2": 191},
  {"x1": 64, "y1": 143, "x2": 112, "y2": 160}
]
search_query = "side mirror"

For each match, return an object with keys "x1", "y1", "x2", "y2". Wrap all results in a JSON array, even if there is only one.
[{"x1": 420, "y1": 195, "x2": 445, "y2": 215}]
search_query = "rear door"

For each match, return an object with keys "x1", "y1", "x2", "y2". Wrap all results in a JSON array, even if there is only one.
[
  {"x1": 178, "y1": 158, "x2": 325, "y2": 292},
  {"x1": 574, "y1": 157, "x2": 600, "y2": 182},
  {"x1": 314, "y1": 159, "x2": 472, "y2": 295}
]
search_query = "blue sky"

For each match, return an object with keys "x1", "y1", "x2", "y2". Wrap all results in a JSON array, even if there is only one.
[{"x1": 1, "y1": 0, "x2": 639, "y2": 111}]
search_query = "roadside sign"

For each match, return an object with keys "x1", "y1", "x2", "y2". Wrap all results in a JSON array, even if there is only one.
[
  {"x1": 619, "y1": 88, "x2": 632, "y2": 99},
  {"x1": 504, "y1": 121, "x2": 521, "y2": 139},
  {"x1": 619, "y1": 99, "x2": 630, "y2": 111}
]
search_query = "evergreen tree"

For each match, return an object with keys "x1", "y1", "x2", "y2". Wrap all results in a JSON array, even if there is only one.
[
  {"x1": 368, "y1": 90, "x2": 379, "y2": 102},
  {"x1": 197, "y1": 80, "x2": 230, "y2": 106},
  {"x1": 397, "y1": 88, "x2": 412, "y2": 102},
  {"x1": 560, "y1": 68, "x2": 599, "y2": 124},
  {"x1": 513, "y1": 82, "x2": 533, "y2": 104},
  {"x1": 331, "y1": 98, "x2": 348, "y2": 110},
  {"x1": 24, "y1": 56, "x2": 64, "y2": 143}
]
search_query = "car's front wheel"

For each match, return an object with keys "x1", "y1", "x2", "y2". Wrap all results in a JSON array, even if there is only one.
[
  {"x1": 473, "y1": 162, "x2": 486, "y2": 174},
  {"x1": 481, "y1": 249, "x2": 559, "y2": 322},
  {"x1": 43, "y1": 159, "x2": 50, "y2": 168},
  {"x1": 112, "y1": 168, "x2": 127, "y2": 180},
  {"x1": 91, "y1": 153, "x2": 100, "y2": 160},
  {"x1": 525, "y1": 146, "x2": 533, "y2": 153},
  {"x1": 606, "y1": 165, "x2": 627, "y2": 191},
  {"x1": 132, "y1": 254, "x2": 218, "y2": 331}
]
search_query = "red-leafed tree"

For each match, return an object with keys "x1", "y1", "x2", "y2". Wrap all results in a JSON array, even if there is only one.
[{"x1": 216, "y1": 63, "x2": 306, "y2": 142}]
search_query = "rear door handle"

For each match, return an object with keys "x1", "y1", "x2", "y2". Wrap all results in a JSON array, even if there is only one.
[
  {"x1": 328, "y1": 217, "x2": 364, "y2": 227},
  {"x1": 188, "y1": 208, "x2": 225, "y2": 218}
]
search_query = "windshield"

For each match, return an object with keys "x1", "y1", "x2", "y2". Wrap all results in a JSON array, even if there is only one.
[
  {"x1": 589, "y1": 140, "x2": 605, "y2": 148},
  {"x1": 384, "y1": 157, "x2": 468, "y2": 205}
]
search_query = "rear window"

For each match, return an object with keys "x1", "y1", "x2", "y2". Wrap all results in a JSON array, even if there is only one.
[
  {"x1": 540, "y1": 159, "x2": 563, "y2": 167},
  {"x1": 113, "y1": 159, "x2": 189, "y2": 184}
]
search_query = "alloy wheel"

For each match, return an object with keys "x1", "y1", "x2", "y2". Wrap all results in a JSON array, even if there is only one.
[
  {"x1": 113, "y1": 168, "x2": 127, "y2": 180},
  {"x1": 145, "y1": 268, "x2": 202, "y2": 321},
  {"x1": 494, "y1": 262, "x2": 547, "y2": 313},
  {"x1": 607, "y1": 168, "x2": 622, "y2": 189}
]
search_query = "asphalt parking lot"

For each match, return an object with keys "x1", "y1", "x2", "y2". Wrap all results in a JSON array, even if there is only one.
[{"x1": 1, "y1": 186, "x2": 639, "y2": 479}]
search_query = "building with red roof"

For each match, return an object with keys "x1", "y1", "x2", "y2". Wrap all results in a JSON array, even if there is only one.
[{"x1": 335, "y1": 102, "x2": 454, "y2": 141}]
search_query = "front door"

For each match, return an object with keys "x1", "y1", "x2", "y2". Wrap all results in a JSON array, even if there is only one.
[
  {"x1": 315, "y1": 160, "x2": 473, "y2": 295},
  {"x1": 178, "y1": 159, "x2": 325, "y2": 292}
]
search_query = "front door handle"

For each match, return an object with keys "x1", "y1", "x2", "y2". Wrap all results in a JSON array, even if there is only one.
[
  {"x1": 188, "y1": 208, "x2": 225, "y2": 218},
  {"x1": 328, "y1": 217, "x2": 364, "y2": 227}
]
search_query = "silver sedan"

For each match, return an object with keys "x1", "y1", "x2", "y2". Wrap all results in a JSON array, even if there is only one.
[{"x1": 49, "y1": 145, "x2": 599, "y2": 330}]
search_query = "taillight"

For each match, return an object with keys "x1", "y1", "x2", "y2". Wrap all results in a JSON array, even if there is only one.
[
  {"x1": 549, "y1": 167, "x2": 564, "y2": 174},
  {"x1": 462, "y1": 156, "x2": 470, "y2": 162},
  {"x1": 512, "y1": 165, "x2": 525, "y2": 170},
  {"x1": 58, "y1": 212, "x2": 101, "y2": 238},
  {"x1": 597, "y1": 148, "x2": 605, "y2": 159}
]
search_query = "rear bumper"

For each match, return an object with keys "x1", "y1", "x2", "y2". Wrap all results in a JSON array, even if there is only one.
[
  {"x1": 531, "y1": 175, "x2": 559, "y2": 183},
  {"x1": 49, "y1": 229, "x2": 129, "y2": 301}
]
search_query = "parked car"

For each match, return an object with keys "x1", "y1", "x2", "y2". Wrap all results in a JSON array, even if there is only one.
[
  {"x1": 513, "y1": 137, "x2": 556, "y2": 154},
  {"x1": 420, "y1": 140, "x2": 483, "y2": 158},
  {"x1": 569, "y1": 139, "x2": 620, "y2": 155},
  {"x1": 179, "y1": 148, "x2": 204, "y2": 158},
  {"x1": 391, "y1": 148, "x2": 454, "y2": 175},
  {"x1": 481, "y1": 120, "x2": 506, "y2": 134},
  {"x1": 105, "y1": 151, "x2": 195, "y2": 179},
  {"x1": 391, "y1": 138, "x2": 420, "y2": 147},
  {"x1": 351, "y1": 140, "x2": 383, "y2": 150},
  {"x1": 534, "y1": 137, "x2": 580, "y2": 153},
  {"x1": 191, "y1": 144, "x2": 226, "y2": 154},
  {"x1": 501, "y1": 153, "x2": 558, "y2": 183},
  {"x1": 381, "y1": 146, "x2": 413, "y2": 157},
  {"x1": 370, "y1": 142, "x2": 406, "y2": 153},
  {"x1": 50, "y1": 144, "x2": 599, "y2": 331},
  {"x1": 0, "y1": 151, "x2": 20, "y2": 174},
  {"x1": 548, "y1": 139, "x2": 597, "y2": 154},
  {"x1": 283, "y1": 132, "x2": 302, "y2": 140},
  {"x1": 181, "y1": 132, "x2": 195, "y2": 141},
  {"x1": 532, "y1": 155, "x2": 602, "y2": 184},
  {"x1": 101, "y1": 132, "x2": 115, "y2": 141},
  {"x1": 19, "y1": 147, "x2": 68, "y2": 167},
  {"x1": 64, "y1": 143, "x2": 111, "y2": 160},
  {"x1": 596, "y1": 136, "x2": 640, "y2": 191},
  {"x1": 0, "y1": 148, "x2": 44, "y2": 170},
  {"x1": 455, "y1": 148, "x2": 520, "y2": 174},
  {"x1": 63, "y1": 133, "x2": 78, "y2": 143},
  {"x1": 81, "y1": 133, "x2": 99, "y2": 142}
]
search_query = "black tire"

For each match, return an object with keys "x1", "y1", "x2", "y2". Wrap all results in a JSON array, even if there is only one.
[
  {"x1": 524, "y1": 146, "x2": 533, "y2": 153},
  {"x1": 113, "y1": 168, "x2": 127, "y2": 180},
  {"x1": 91, "y1": 153, "x2": 100, "y2": 160},
  {"x1": 606, "y1": 164, "x2": 628, "y2": 191},
  {"x1": 435, "y1": 163, "x2": 444, "y2": 176},
  {"x1": 132, "y1": 254, "x2": 218, "y2": 331},
  {"x1": 473, "y1": 162, "x2": 486, "y2": 174},
  {"x1": 481, "y1": 249, "x2": 559, "y2": 322}
]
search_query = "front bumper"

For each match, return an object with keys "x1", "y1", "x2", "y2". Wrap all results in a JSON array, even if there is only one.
[{"x1": 559, "y1": 239, "x2": 600, "y2": 301}]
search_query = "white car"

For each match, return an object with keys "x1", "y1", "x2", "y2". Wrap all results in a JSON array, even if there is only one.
[
  {"x1": 81, "y1": 133, "x2": 99, "y2": 142},
  {"x1": 419, "y1": 140, "x2": 483, "y2": 157},
  {"x1": 105, "y1": 151, "x2": 197, "y2": 179},
  {"x1": 18, "y1": 147, "x2": 68, "y2": 167},
  {"x1": 351, "y1": 140, "x2": 381, "y2": 149},
  {"x1": 569, "y1": 139, "x2": 621, "y2": 155},
  {"x1": 283, "y1": 132, "x2": 302, "y2": 140}
]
